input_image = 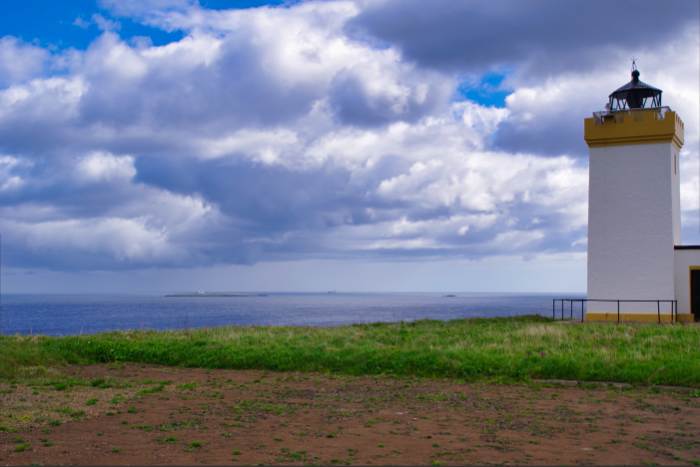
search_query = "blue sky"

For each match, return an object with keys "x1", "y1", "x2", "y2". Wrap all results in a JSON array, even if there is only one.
[
  {"x1": 457, "y1": 73, "x2": 511, "y2": 108},
  {"x1": 0, "y1": 0, "x2": 698, "y2": 293},
  {"x1": 0, "y1": 1, "x2": 292, "y2": 50},
  {"x1": 0, "y1": 0, "x2": 177, "y2": 49}
]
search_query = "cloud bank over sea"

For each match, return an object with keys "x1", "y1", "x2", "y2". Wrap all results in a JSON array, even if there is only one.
[{"x1": 0, "y1": 0, "x2": 698, "y2": 291}]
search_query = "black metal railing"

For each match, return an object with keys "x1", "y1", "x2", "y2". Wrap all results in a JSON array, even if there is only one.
[{"x1": 552, "y1": 298, "x2": 678, "y2": 324}]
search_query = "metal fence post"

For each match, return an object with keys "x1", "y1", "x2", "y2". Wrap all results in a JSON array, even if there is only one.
[
  {"x1": 673, "y1": 300, "x2": 677, "y2": 324},
  {"x1": 657, "y1": 301, "x2": 660, "y2": 324},
  {"x1": 552, "y1": 299, "x2": 555, "y2": 320},
  {"x1": 617, "y1": 300, "x2": 620, "y2": 324}
]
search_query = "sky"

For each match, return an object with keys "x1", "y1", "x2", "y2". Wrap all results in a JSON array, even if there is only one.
[{"x1": 0, "y1": 0, "x2": 698, "y2": 294}]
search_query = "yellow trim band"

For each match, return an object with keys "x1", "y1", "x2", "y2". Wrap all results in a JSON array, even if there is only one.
[
  {"x1": 585, "y1": 312, "x2": 694, "y2": 323},
  {"x1": 584, "y1": 109, "x2": 684, "y2": 149}
]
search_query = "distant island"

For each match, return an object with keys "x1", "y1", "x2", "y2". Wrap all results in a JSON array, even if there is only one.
[{"x1": 164, "y1": 292, "x2": 269, "y2": 298}]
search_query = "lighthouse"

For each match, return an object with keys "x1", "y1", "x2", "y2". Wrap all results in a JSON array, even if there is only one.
[{"x1": 583, "y1": 64, "x2": 696, "y2": 323}]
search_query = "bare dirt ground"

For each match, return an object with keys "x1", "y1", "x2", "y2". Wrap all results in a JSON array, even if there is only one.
[{"x1": 1, "y1": 364, "x2": 700, "y2": 465}]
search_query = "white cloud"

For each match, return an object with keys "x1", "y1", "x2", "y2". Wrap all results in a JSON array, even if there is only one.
[
  {"x1": 92, "y1": 13, "x2": 121, "y2": 32},
  {"x1": 0, "y1": 155, "x2": 31, "y2": 192},
  {"x1": 99, "y1": 0, "x2": 197, "y2": 30},
  {"x1": 8, "y1": 217, "x2": 175, "y2": 263},
  {"x1": 0, "y1": 76, "x2": 85, "y2": 123},
  {"x1": 0, "y1": 37, "x2": 48, "y2": 87},
  {"x1": 76, "y1": 151, "x2": 136, "y2": 182},
  {"x1": 84, "y1": 32, "x2": 149, "y2": 79},
  {"x1": 198, "y1": 129, "x2": 301, "y2": 164}
]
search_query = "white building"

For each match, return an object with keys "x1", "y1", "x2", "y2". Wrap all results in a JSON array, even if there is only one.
[{"x1": 584, "y1": 66, "x2": 696, "y2": 323}]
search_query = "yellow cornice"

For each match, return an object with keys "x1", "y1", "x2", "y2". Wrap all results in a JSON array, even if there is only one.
[
  {"x1": 584, "y1": 109, "x2": 684, "y2": 149},
  {"x1": 586, "y1": 312, "x2": 693, "y2": 323}
]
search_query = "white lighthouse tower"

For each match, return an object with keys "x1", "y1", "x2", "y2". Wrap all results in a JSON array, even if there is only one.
[{"x1": 584, "y1": 64, "x2": 696, "y2": 323}]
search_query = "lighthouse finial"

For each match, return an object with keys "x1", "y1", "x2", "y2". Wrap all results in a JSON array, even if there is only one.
[{"x1": 631, "y1": 58, "x2": 640, "y2": 82}]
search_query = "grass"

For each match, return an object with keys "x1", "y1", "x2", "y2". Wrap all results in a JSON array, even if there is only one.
[
  {"x1": 55, "y1": 407, "x2": 86, "y2": 420},
  {"x1": 157, "y1": 436, "x2": 177, "y2": 444},
  {"x1": 186, "y1": 440, "x2": 204, "y2": 451},
  {"x1": 14, "y1": 442, "x2": 31, "y2": 452},
  {"x1": 1, "y1": 316, "x2": 699, "y2": 386}
]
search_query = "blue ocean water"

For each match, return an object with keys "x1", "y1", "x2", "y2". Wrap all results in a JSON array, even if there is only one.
[{"x1": 0, "y1": 292, "x2": 584, "y2": 336}]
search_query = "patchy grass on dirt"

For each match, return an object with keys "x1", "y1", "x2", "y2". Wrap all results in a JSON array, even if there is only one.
[
  {"x1": 1, "y1": 316, "x2": 699, "y2": 386},
  {"x1": 2, "y1": 364, "x2": 700, "y2": 465}
]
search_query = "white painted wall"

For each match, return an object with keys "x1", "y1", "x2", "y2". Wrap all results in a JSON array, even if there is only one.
[
  {"x1": 587, "y1": 142, "x2": 679, "y2": 314},
  {"x1": 672, "y1": 147, "x2": 681, "y2": 244},
  {"x1": 674, "y1": 249, "x2": 700, "y2": 316}
]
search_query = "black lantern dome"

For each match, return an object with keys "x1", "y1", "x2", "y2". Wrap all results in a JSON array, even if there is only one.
[{"x1": 608, "y1": 63, "x2": 662, "y2": 111}]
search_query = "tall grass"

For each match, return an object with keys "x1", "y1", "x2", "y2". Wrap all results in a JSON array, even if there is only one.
[{"x1": 2, "y1": 316, "x2": 699, "y2": 386}]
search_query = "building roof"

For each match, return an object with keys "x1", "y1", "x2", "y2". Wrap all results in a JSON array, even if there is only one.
[{"x1": 609, "y1": 66, "x2": 662, "y2": 110}]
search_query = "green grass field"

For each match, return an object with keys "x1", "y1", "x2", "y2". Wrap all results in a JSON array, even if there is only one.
[{"x1": 1, "y1": 316, "x2": 699, "y2": 386}]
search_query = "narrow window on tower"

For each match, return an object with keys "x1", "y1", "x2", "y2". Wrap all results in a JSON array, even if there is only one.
[{"x1": 674, "y1": 153, "x2": 678, "y2": 174}]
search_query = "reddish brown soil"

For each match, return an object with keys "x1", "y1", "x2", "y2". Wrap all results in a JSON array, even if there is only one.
[{"x1": 1, "y1": 364, "x2": 700, "y2": 465}]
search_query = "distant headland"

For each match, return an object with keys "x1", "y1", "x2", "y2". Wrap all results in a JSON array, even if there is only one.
[{"x1": 164, "y1": 292, "x2": 269, "y2": 298}]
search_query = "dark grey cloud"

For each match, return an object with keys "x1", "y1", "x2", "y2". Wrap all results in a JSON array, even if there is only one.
[
  {"x1": 328, "y1": 68, "x2": 450, "y2": 127},
  {"x1": 493, "y1": 111, "x2": 588, "y2": 157},
  {"x1": 135, "y1": 157, "x2": 365, "y2": 233},
  {"x1": 498, "y1": 130, "x2": 583, "y2": 157},
  {"x1": 348, "y1": 0, "x2": 699, "y2": 80}
]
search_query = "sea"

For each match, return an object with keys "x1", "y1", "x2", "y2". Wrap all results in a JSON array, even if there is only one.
[{"x1": 0, "y1": 292, "x2": 585, "y2": 336}]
